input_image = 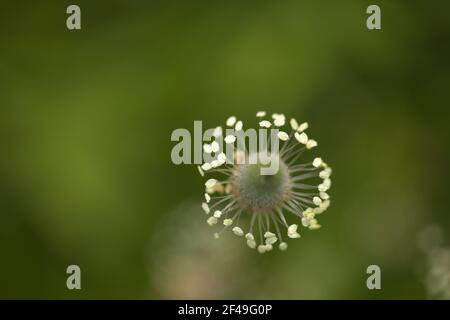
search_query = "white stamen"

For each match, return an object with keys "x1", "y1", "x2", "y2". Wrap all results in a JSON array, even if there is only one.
[
  {"x1": 235, "y1": 120, "x2": 243, "y2": 131},
  {"x1": 213, "y1": 126, "x2": 223, "y2": 137},
  {"x1": 226, "y1": 116, "x2": 237, "y2": 127},
  {"x1": 319, "y1": 192, "x2": 329, "y2": 200},
  {"x1": 210, "y1": 160, "x2": 221, "y2": 168},
  {"x1": 301, "y1": 217, "x2": 310, "y2": 227},
  {"x1": 247, "y1": 239, "x2": 256, "y2": 249},
  {"x1": 223, "y1": 218, "x2": 233, "y2": 226},
  {"x1": 320, "y1": 199, "x2": 330, "y2": 209},
  {"x1": 279, "y1": 242, "x2": 288, "y2": 251},
  {"x1": 273, "y1": 117, "x2": 285, "y2": 127},
  {"x1": 205, "y1": 179, "x2": 218, "y2": 188},
  {"x1": 309, "y1": 222, "x2": 321, "y2": 230},
  {"x1": 277, "y1": 131, "x2": 289, "y2": 141},
  {"x1": 306, "y1": 139, "x2": 318, "y2": 149},
  {"x1": 217, "y1": 152, "x2": 227, "y2": 163},
  {"x1": 225, "y1": 135, "x2": 236, "y2": 144},
  {"x1": 288, "y1": 224, "x2": 298, "y2": 234},
  {"x1": 245, "y1": 233, "x2": 255, "y2": 241},
  {"x1": 313, "y1": 196, "x2": 322, "y2": 206},
  {"x1": 211, "y1": 141, "x2": 219, "y2": 153},
  {"x1": 290, "y1": 118, "x2": 299, "y2": 130},
  {"x1": 295, "y1": 132, "x2": 308, "y2": 144},
  {"x1": 259, "y1": 120, "x2": 271, "y2": 128},
  {"x1": 207, "y1": 216, "x2": 217, "y2": 226},
  {"x1": 312, "y1": 157, "x2": 323, "y2": 168},
  {"x1": 232, "y1": 227, "x2": 244, "y2": 236},
  {"x1": 319, "y1": 169, "x2": 331, "y2": 179},
  {"x1": 197, "y1": 166, "x2": 204, "y2": 177},
  {"x1": 264, "y1": 231, "x2": 276, "y2": 238},
  {"x1": 287, "y1": 224, "x2": 301, "y2": 238},
  {"x1": 201, "y1": 162, "x2": 212, "y2": 171},
  {"x1": 256, "y1": 111, "x2": 266, "y2": 117},
  {"x1": 203, "y1": 143, "x2": 212, "y2": 153},
  {"x1": 297, "y1": 122, "x2": 308, "y2": 132},
  {"x1": 202, "y1": 202, "x2": 210, "y2": 214}
]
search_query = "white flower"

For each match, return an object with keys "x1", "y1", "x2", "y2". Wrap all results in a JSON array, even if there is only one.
[
  {"x1": 277, "y1": 131, "x2": 289, "y2": 141},
  {"x1": 197, "y1": 112, "x2": 332, "y2": 253},
  {"x1": 226, "y1": 116, "x2": 237, "y2": 127}
]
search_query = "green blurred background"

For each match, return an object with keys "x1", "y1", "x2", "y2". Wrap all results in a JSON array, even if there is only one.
[{"x1": 1, "y1": 0, "x2": 449, "y2": 299}]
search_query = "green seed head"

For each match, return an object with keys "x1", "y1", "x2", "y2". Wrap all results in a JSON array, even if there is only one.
[{"x1": 232, "y1": 154, "x2": 291, "y2": 213}]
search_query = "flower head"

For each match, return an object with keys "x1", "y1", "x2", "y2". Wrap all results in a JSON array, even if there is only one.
[{"x1": 198, "y1": 111, "x2": 332, "y2": 253}]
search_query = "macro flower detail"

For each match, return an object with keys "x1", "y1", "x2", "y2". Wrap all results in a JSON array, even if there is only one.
[{"x1": 198, "y1": 112, "x2": 332, "y2": 253}]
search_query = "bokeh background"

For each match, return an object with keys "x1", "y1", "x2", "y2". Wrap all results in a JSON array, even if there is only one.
[{"x1": 1, "y1": 0, "x2": 449, "y2": 299}]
